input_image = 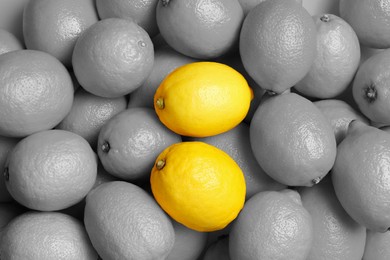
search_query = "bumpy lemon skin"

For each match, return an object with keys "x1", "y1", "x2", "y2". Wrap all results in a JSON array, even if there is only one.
[
  {"x1": 154, "y1": 61, "x2": 253, "y2": 137},
  {"x1": 150, "y1": 141, "x2": 246, "y2": 232}
]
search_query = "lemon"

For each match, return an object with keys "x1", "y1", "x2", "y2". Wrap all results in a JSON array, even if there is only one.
[
  {"x1": 250, "y1": 92, "x2": 337, "y2": 187},
  {"x1": 229, "y1": 189, "x2": 313, "y2": 260},
  {"x1": 23, "y1": 0, "x2": 99, "y2": 67},
  {"x1": 352, "y1": 48, "x2": 390, "y2": 127},
  {"x1": 97, "y1": 107, "x2": 181, "y2": 182},
  {"x1": 154, "y1": 61, "x2": 253, "y2": 137},
  {"x1": 239, "y1": 0, "x2": 316, "y2": 94},
  {"x1": 332, "y1": 120, "x2": 390, "y2": 232},
  {"x1": 0, "y1": 211, "x2": 98, "y2": 259},
  {"x1": 0, "y1": 49, "x2": 74, "y2": 138},
  {"x1": 5, "y1": 129, "x2": 97, "y2": 211},
  {"x1": 155, "y1": 0, "x2": 244, "y2": 59},
  {"x1": 294, "y1": 14, "x2": 361, "y2": 99},
  {"x1": 340, "y1": 0, "x2": 390, "y2": 49},
  {"x1": 84, "y1": 181, "x2": 175, "y2": 260},
  {"x1": 150, "y1": 141, "x2": 246, "y2": 232},
  {"x1": 72, "y1": 18, "x2": 154, "y2": 98}
]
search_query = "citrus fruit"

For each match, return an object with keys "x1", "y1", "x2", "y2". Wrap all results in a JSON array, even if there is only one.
[
  {"x1": 363, "y1": 230, "x2": 390, "y2": 260},
  {"x1": 239, "y1": 0, "x2": 317, "y2": 94},
  {"x1": 128, "y1": 45, "x2": 198, "y2": 109},
  {"x1": 229, "y1": 189, "x2": 313, "y2": 260},
  {"x1": 56, "y1": 88, "x2": 127, "y2": 149},
  {"x1": 0, "y1": 28, "x2": 23, "y2": 56},
  {"x1": 250, "y1": 92, "x2": 337, "y2": 187},
  {"x1": 84, "y1": 181, "x2": 175, "y2": 260},
  {"x1": 339, "y1": 0, "x2": 390, "y2": 48},
  {"x1": 166, "y1": 219, "x2": 208, "y2": 260},
  {"x1": 0, "y1": 211, "x2": 98, "y2": 259},
  {"x1": 0, "y1": 136, "x2": 19, "y2": 202},
  {"x1": 188, "y1": 123, "x2": 286, "y2": 200},
  {"x1": 314, "y1": 99, "x2": 369, "y2": 144},
  {"x1": 23, "y1": 0, "x2": 99, "y2": 67},
  {"x1": 352, "y1": 48, "x2": 390, "y2": 127},
  {"x1": 150, "y1": 141, "x2": 246, "y2": 232},
  {"x1": 98, "y1": 107, "x2": 181, "y2": 182},
  {"x1": 203, "y1": 235, "x2": 231, "y2": 260},
  {"x1": 96, "y1": 0, "x2": 159, "y2": 37},
  {"x1": 332, "y1": 120, "x2": 390, "y2": 232},
  {"x1": 0, "y1": 49, "x2": 74, "y2": 138},
  {"x1": 154, "y1": 61, "x2": 253, "y2": 137},
  {"x1": 4, "y1": 129, "x2": 97, "y2": 211},
  {"x1": 294, "y1": 14, "x2": 361, "y2": 99},
  {"x1": 156, "y1": 0, "x2": 244, "y2": 59},
  {"x1": 299, "y1": 176, "x2": 367, "y2": 260},
  {"x1": 72, "y1": 18, "x2": 154, "y2": 98}
]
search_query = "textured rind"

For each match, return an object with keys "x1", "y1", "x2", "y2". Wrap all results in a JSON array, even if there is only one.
[
  {"x1": 150, "y1": 141, "x2": 246, "y2": 232},
  {"x1": 332, "y1": 121, "x2": 390, "y2": 232},
  {"x1": 250, "y1": 92, "x2": 337, "y2": 186},
  {"x1": 84, "y1": 181, "x2": 175, "y2": 260}
]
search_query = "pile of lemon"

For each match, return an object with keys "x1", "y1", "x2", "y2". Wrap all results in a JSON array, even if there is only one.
[{"x1": 1, "y1": 0, "x2": 390, "y2": 259}]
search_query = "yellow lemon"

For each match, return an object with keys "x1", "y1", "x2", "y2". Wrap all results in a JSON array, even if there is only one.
[
  {"x1": 154, "y1": 61, "x2": 253, "y2": 137},
  {"x1": 150, "y1": 141, "x2": 246, "y2": 232}
]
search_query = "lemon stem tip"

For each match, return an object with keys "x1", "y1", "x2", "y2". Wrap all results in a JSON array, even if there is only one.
[
  {"x1": 101, "y1": 141, "x2": 110, "y2": 153},
  {"x1": 156, "y1": 98, "x2": 165, "y2": 109},
  {"x1": 138, "y1": 40, "x2": 146, "y2": 47},
  {"x1": 320, "y1": 14, "x2": 330, "y2": 22},
  {"x1": 156, "y1": 159, "x2": 166, "y2": 170},
  {"x1": 312, "y1": 176, "x2": 322, "y2": 185},
  {"x1": 364, "y1": 84, "x2": 377, "y2": 103}
]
